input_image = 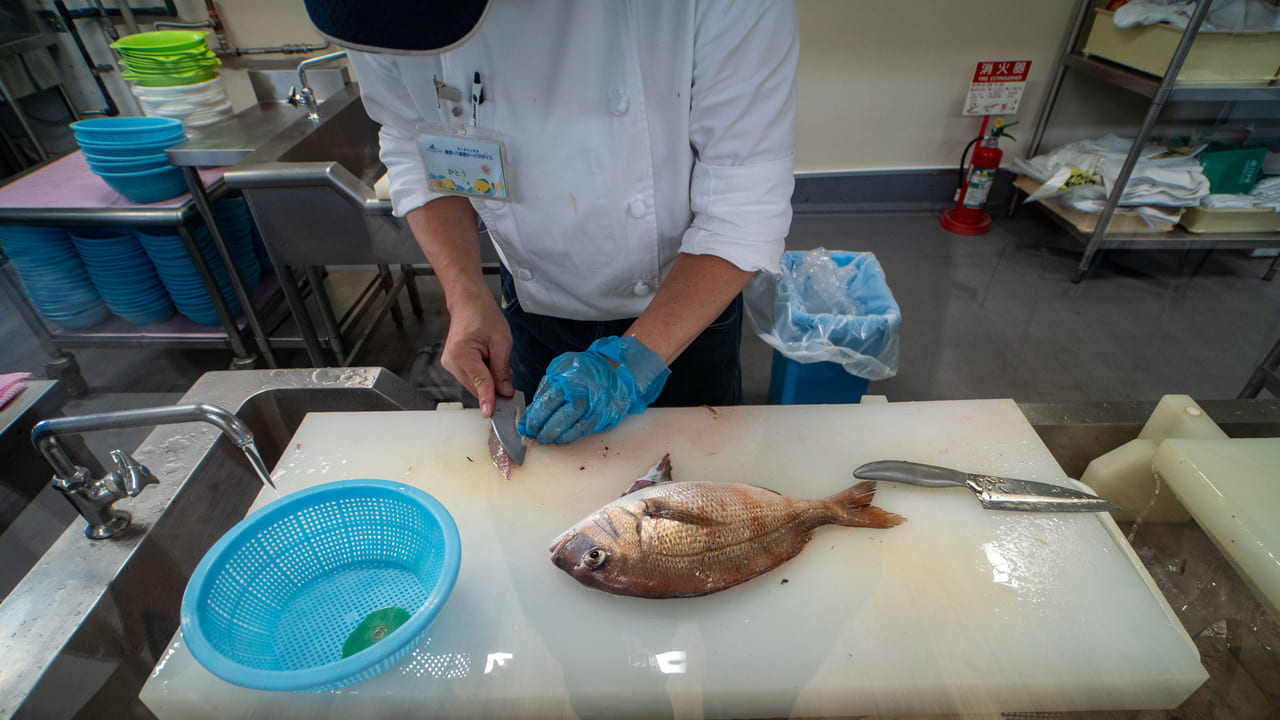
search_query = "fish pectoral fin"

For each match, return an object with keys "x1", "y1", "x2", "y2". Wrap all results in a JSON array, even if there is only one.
[
  {"x1": 621, "y1": 479, "x2": 656, "y2": 496},
  {"x1": 621, "y1": 454, "x2": 676, "y2": 496},
  {"x1": 642, "y1": 498, "x2": 724, "y2": 527}
]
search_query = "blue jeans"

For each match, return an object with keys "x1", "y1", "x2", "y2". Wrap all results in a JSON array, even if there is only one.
[{"x1": 500, "y1": 267, "x2": 743, "y2": 407}]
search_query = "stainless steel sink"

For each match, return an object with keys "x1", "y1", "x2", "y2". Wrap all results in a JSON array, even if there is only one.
[
  {"x1": 0, "y1": 368, "x2": 423, "y2": 719},
  {"x1": 220, "y1": 84, "x2": 501, "y2": 366},
  {"x1": 223, "y1": 84, "x2": 500, "y2": 268}
]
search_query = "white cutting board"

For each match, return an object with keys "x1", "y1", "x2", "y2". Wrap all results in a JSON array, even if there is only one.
[
  {"x1": 141, "y1": 400, "x2": 1206, "y2": 718},
  {"x1": 1152, "y1": 438, "x2": 1280, "y2": 621}
]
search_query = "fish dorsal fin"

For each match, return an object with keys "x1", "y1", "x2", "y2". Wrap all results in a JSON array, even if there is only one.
[
  {"x1": 642, "y1": 497, "x2": 724, "y2": 527},
  {"x1": 621, "y1": 453, "x2": 675, "y2": 496}
]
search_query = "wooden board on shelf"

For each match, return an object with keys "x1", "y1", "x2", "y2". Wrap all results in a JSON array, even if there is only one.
[{"x1": 1181, "y1": 206, "x2": 1280, "y2": 234}]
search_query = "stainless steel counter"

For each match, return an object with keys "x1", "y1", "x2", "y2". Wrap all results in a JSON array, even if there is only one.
[{"x1": 165, "y1": 103, "x2": 307, "y2": 169}]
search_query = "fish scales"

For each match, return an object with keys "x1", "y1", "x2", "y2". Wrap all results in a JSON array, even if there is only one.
[
  {"x1": 634, "y1": 484, "x2": 846, "y2": 591},
  {"x1": 551, "y1": 455, "x2": 905, "y2": 598}
]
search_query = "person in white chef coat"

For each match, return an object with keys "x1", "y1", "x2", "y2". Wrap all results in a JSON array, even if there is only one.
[{"x1": 303, "y1": 0, "x2": 797, "y2": 445}]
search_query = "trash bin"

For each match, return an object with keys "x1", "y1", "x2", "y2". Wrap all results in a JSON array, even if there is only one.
[{"x1": 744, "y1": 249, "x2": 901, "y2": 404}]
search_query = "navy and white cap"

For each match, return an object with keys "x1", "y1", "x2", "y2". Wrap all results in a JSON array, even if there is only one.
[{"x1": 302, "y1": 0, "x2": 489, "y2": 54}]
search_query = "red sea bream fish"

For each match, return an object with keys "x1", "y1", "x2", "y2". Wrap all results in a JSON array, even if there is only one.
[{"x1": 549, "y1": 455, "x2": 905, "y2": 598}]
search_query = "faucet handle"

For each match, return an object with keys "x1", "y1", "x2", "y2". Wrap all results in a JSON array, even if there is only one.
[
  {"x1": 286, "y1": 85, "x2": 302, "y2": 107},
  {"x1": 109, "y1": 449, "x2": 159, "y2": 497}
]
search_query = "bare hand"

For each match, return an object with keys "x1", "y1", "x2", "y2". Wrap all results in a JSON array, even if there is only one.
[{"x1": 439, "y1": 292, "x2": 514, "y2": 418}]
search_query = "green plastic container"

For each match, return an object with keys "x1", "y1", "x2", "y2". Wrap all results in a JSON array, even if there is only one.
[
  {"x1": 123, "y1": 68, "x2": 219, "y2": 87},
  {"x1": 111, "y1": 30, "x2": 208, "y2": 54},
  {"x1": 1199, "y1": 144, "x2": 1267, "y2": 194}
]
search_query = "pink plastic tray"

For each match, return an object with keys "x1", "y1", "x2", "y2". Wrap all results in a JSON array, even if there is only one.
[{"x1": 0, "y1": 151, "x2": 225, "y2": 211}]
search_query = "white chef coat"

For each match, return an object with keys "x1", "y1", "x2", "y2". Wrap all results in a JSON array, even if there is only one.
[{"x1": 348, "y1": 0, "x2": 797, "y2": 320}]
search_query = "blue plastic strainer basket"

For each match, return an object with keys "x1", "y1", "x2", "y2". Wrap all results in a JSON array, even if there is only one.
[{"x1": 180, "y1": 479, "x2": 461, "y2": 692}]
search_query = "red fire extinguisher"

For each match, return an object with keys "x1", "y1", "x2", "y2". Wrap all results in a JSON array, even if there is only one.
[{"x1": 941, "y1": 121, "x2": 1017, "y2": 236}]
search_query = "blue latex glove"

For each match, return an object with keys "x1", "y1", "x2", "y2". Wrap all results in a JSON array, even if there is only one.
[{"x1": 519, "y1": 336, "x2": 670, "y2": 445}]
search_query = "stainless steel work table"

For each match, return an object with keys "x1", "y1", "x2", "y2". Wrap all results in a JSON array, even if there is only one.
[{"x1": 181, "y1": 97, "x2": 421, "y2": 367}]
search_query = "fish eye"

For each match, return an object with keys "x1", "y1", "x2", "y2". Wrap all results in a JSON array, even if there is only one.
[{"x1": 582, "y1": 547, "x2": 608, "y2": 568}]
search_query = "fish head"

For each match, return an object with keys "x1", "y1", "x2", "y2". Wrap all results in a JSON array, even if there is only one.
[{"x1": 549, "y1": 506, "x2": 647, "y2": 596}]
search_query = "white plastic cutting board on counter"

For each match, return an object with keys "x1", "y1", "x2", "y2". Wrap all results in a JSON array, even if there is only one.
[{"x1": 141, "y1": 400, "x2": 1206, "y2": 718}]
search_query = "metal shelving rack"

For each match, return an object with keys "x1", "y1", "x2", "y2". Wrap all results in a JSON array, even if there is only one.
[
  {"x1": 0, "y1": 156, "x2": 297, "y2": 394},
  {"x1": 1018, "y1": 0, "x2": 1280, "y2": 282}
]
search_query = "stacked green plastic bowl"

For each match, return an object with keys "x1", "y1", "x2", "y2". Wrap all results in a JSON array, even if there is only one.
[{"x1": 112, "y1": 30, "x2": 220, "y2": 87}]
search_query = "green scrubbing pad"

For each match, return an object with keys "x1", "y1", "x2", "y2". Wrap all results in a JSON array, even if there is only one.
[{"x1": 341, "y1": 606, "x2": 411, "y2": 658}]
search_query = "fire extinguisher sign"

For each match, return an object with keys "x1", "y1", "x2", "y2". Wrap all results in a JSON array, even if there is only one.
[{"x1": 964, "y1": 60, "x2": 1031, "y2": 116}]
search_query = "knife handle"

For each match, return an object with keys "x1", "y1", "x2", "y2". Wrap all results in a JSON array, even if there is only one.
[{"x1": 852, "y1": 460, "x2": 968, "y2": 489}]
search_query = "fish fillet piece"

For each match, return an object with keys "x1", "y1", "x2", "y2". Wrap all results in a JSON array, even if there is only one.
[{"x1": 489, "y1": 426, "x2": 527, "y2": 481}]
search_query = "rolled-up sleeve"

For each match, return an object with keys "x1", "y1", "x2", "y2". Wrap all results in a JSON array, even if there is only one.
[
  {"x1": 347, "y1": 51, "x2": 444, "y2": 217},
  {"x1": 681, "y1": 0, "x2": 798, "y2": 274}
]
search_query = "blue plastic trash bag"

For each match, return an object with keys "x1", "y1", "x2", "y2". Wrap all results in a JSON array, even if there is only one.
[{"x1": 744, "y1": 249, "x2": 901, "y2": 381}]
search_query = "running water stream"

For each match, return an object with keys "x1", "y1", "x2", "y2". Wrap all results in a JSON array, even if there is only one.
[{"x1": 240, "y1": 442, "x2": 279, "y2": 497}]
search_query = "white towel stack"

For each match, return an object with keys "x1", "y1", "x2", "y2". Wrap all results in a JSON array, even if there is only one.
[
  {"x1": 1201, "y1": 177, "x2": 1280, "y2": 211},
  {"x1": 1011, "y1": 134, "x2": 1211, "y2": 225}
]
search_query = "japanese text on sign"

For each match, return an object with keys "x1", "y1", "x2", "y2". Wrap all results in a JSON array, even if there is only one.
[{"x1": 964, "y1": 60, "x2": 1030, "y2": 116}]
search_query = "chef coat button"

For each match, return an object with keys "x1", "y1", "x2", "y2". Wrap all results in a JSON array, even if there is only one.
[
  {"x1": 517, "y1": 268, "x2": 534, "y2": 282},
  {"x1": 609, "y1": 87, "x2": 629, "y2": 116},
  {"x1": 633, "y1": 280, "x2": 651, "y2": 296},
  {"x1": 627, "y1": 197, "x2": 647, "y2": 218}
]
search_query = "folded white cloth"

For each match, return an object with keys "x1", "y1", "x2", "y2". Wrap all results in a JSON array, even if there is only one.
[
  {"x1": 1112, "y1": 0, "x2": 1280, "y2": 30},
  {"x1": 0, "y1": 371, "x2": 34, "y2": 409},
  {"x1": 1248, "y1": 177, "x2": 1280, "y2": 210},
  {"x1": 1113, "y1": 0, "x2": 1194, "y2": 30},
  {"x1": 1202, "y1": 193, "x2": 1259, "y2": 209},
  {"x1": 1198, "y1": 178, "x2": 1280, "y2": 211}
]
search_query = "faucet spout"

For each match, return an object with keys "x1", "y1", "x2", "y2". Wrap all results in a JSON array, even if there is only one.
[{"x1": 291, "y1": 50, "x2": 348, "y2": 121}]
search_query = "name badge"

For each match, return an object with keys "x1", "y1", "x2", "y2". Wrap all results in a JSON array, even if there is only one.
[{"x1": 417, "y1": 124, "x2": 509, "y2": 201}]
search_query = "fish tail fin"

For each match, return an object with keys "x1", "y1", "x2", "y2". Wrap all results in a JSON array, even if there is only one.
[{"x1": 826, "y1": 481, "x2": 906, "y2": 529}]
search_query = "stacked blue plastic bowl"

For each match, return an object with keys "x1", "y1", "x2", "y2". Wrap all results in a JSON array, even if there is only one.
[
  {"x1": 68, "y1": 226, "x2": 175, "y2": 325},
  {"x1": 71, "y1": 117, "x2": 188, "y2": 203},
  {"x1": 0, "y1": 226, "x2": 111, "y2": 329},
  {"x1": 136, "y1": 225, "x2": 242, "y2": 326}
]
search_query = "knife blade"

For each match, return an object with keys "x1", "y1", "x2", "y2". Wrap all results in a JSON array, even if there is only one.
[
  {"x1": 490, "y1": 391, "x2": 527, "y2": 467},
  {"x1": 852, "y1": 460, "x2": 1120, "y2": 513}
]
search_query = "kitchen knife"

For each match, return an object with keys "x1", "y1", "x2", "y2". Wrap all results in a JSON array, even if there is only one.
[
  {"x1": 853, "y1": 460, "x2": 1120, "y2": 513},
  {"x1": 490, "y1": 391, "x2": 527, "y2": 467}
]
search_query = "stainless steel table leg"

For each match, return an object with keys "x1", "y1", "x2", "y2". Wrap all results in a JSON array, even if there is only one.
[
  {"x1": 1239, "y1": 335, "x2": 1280, "y2": 399},
  {"x1": 1266, "y1": 252, "x2": 1279, "y2": 282},
  {"x1": 304, "y1": 265, "x2": 346, "y2": 362},
  {"x1": 174, "y1": 222, "x2": 256, "y2": 368},
  {"x1": 0, "y1": 76, "x2": 49, "y2": 163},
  {"x1": 179, "y1": 167, "x2": 277, "y2": 368},
  {"x1": 55, "y1": 85, "x2": 81, "y2": 121},
  {"x1": 0, "y1": 258, "x2": 86, "y2": 394},
  {"x1": 402, "y1": 264, "x2": 424, "y2": 318},
  {"x1": 378, "y1": 264, "x2": 404, "y2": 328},
  {"x1": 276, "y1": 264, "x2": 329, "y2": 366}
]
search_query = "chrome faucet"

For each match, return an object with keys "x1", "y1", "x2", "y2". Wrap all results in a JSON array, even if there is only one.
[
  {"x1": 288, "y1": 50, "x2": 348, "y2": 121},
  {"x1": 32, "y1": 403, "x2": 275, "y2": 540}
]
